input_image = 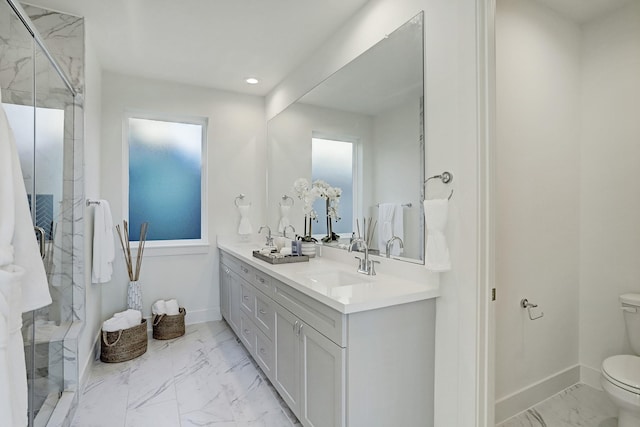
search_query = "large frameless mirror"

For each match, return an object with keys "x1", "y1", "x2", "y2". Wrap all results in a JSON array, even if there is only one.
[{"x1": 267, "y1": 12, "x2": 425, "y2": 263}]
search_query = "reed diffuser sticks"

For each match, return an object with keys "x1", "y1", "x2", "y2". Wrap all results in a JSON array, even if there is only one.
[{"x1": 115, "y1": 220, "x2": 149, "y2": 281}]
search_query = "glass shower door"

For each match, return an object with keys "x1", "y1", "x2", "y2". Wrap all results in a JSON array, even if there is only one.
[{"x1": 1, "y1": 1, "x2": 74, "y2": 425}]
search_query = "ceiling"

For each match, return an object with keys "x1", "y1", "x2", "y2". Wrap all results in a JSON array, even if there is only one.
[
  {"x1": 24, "y1": 0, "x2": 369, "y2": 96},
  {"x1": 534, "y1": 0, "x2": 632, "y2": 23}
]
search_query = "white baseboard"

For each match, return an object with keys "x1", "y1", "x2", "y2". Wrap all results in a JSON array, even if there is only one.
[
  {"x1": 581, "y1": 364, "x2": 603, "y2": 390},
  {"x1": 495, "y1": 364, "x2": 580, "y2": 424},
  {"x1": 184, "y1": 307, "x2": 222, "y2": 325}
]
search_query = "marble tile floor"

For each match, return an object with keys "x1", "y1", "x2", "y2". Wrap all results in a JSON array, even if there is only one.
[
  {"x1": 498, "y1": 383, "x2": 618, "y2": 427},
  {"x1": 71, "y1": 321, "x2": 301, "y2": 427}
]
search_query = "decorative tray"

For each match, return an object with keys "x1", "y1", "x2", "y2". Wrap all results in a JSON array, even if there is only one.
[{"x1": 252, "y1": 250, "x2": 309, "y2": 264}]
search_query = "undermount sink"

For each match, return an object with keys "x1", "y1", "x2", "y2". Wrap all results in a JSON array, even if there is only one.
[{"x1": 304, "y1": 270, "x2": 368, "y2": 287}]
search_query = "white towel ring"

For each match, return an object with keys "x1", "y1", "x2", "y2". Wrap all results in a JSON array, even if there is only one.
[
  {"x1": 280, "y1": 194, "x2": 294, "y2": 206},
  {"x1": 424, "y1": 172, "x2": 454, "y2": 200},
  {"x1": 235, "y1": 194, "x2": 251, "y2": 207}
]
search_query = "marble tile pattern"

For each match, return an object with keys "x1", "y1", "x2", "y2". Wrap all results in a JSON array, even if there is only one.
[
  {"x1": 498, "y1": 383, "x2": 618, "y2": 427},
  {"x1": 72, "y1": 321, "x2": 302, "y2": 427}
]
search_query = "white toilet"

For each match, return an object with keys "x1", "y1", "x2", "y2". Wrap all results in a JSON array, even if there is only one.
[{"x1": 602, "y1": 293, "x2": 640, "y2": 427}]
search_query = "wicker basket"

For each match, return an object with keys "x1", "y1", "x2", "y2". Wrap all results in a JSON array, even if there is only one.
[
  {"x1": 100, "y1": 319, "x2": 148, "y2": 363},
  {"x1": 152, "y1": 307, "x2": 186, "y2": 340}
]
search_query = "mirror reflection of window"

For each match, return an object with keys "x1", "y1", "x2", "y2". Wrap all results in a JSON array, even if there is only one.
[{"x1": 311, "y1": 137, "x2": 355, "y2": 237}]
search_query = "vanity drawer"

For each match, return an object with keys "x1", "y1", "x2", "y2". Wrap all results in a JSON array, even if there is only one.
[
  {"x1": 273, "y1": 279, "x2": 346, "y2": 347},
  {"x1": 240, "y1": 283, "x2": 255, "y2": 316},
  {"x1": 254, "y1": 327, "x2": 274, "y2": 378},
  {"x1": 238, "y1": 262, "x2": 253, "y2": 283},
  {"x1": 219, "y1": 251, "x2": 240, "y2": 273},
  {"x1": 254, "y1": 292, "x2": 275, "y2": 340},
  {"x1": 253, "y1": 270, "x2": 273, "y2": 295},
  {"x1": 239, "y1": 312, "x2": 255, "y2": 353}
]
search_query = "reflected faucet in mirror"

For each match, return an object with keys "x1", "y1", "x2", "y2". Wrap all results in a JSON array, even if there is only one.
[
  {"x1": 258, "y1": 225, "x2": 273, "y2": 247},
  {"x1": 283, "y1": 224, "x2": 296, "y2": 239},
  {"x1": 386, "y1": 236, "x2": 404, "y2": 259}
]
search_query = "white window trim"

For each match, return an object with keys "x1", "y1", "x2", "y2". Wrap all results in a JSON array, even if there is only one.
[{"x1": 122, "y1": 110, "x2": 209, "y2": 256}]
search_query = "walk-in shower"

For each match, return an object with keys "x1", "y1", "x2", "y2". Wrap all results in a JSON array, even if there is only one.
[{"x1": 1, "y1": 1, "x2": 80, "y2": 425}]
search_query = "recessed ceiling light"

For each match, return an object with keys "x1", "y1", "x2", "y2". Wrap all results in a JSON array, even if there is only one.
[{"x1": 245, "y1": 77, "x2": 259, "y2": 85}]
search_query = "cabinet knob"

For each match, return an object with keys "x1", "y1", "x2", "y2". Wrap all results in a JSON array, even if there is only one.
[
  {"x1": 241, "y1": 266, "x2": 248, "y2": 273},
  {"x1": 244, "y1": 328, "x2": 250, "y2": 335},
  {"x1": 293, "y1": 320, "x2": 299, "y2": 334},
  {"x1": 225, "y1": 268, "x2": 230, "y2": 274},
  {"x1": 259, "y1": 309, "x2": 267, "y2": 315},
  {"x1": 259, "y1": 277, "x2": 265, "y2": 283},
  {"x1": 260, "y1": 347, "x2": 266, "y2": 354},
  {"x1": 243, "y1": 295, "x2": 249, "y2": 300}
]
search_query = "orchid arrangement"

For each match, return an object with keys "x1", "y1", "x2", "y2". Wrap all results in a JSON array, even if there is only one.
[{"x1": 293, "y1": 178, "x2": 342, "y2": 242}]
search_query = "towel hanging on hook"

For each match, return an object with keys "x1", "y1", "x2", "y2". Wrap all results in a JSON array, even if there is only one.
[{"x1": 424, "y1": 171, "x2": 454, "y2": 200}]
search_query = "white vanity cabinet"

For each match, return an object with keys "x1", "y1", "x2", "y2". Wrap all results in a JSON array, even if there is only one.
[
  {"x1": 274, "y1": 304, "x2": 345, "y2": 427},
  {"x1": 218, "y1": 248, "x2": 436, "y2": 427}
]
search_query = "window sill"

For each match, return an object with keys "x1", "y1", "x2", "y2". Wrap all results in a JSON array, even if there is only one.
[{"x1": 133, "y1": 241, "x2": 210, "y2": 257}]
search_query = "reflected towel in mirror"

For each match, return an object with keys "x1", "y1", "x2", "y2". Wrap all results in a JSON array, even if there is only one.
[
  {"x1": 278, "y1": 205, "x2": 291, "y2": 233},
  {"x1": 238, "y1": 204, "x2": 253, "y2": 235}
]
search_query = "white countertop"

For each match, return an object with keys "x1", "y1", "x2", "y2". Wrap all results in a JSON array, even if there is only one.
[{"x1": 217, "y1": 237, "x2": 440, "y2": 314}]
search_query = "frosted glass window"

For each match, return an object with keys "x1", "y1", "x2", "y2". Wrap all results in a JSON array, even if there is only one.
[
  {"x1": 311, "y1": 137, "x2": 354, "y2": 235},
  {"x1": 128, "y1": 117, "x2": 205, "y2": 242}
]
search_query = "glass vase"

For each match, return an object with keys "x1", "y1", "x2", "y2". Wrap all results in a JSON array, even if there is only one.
[{"x1": 127, "y1": 280, "x2": 143, "y2": 311}]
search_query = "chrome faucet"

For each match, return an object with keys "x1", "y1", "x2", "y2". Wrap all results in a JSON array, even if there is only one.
[
  {"x1": 258, "y1": 225, "x2": 274, "y2": 246},
  {"x1": 283, "y1": 224, "x2": 296, "y2": 239},
  {"x1": 348, "y1": 238, "x2": 379, "y2": 275},
  {"x1": 385, "y1": 236, "x2": 404, "y2": 258}
]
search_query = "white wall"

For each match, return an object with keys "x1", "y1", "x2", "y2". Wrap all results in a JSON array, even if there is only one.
[
  {"x1": 267, "y1": 0, "x2": 483, "y2": 425},
  {"x1": 100, "y1": 71, "x2": 266, "y2": 323},
  {"x1": 79, "y1": 29, "x2": 102, "y2": 383},
  {"x1": 495, "y1": 0, "x2": 582, "y2": 418},
  {"x1": 579, "y1": 1, "x2": 640, "y2": 380}
]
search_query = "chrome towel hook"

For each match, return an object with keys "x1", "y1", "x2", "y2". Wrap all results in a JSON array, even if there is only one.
[
  {"x1": 521, "y1": 298, "x2": 544, "y2": 320},
  {"x1": 235, "y1": 194, "x2": 251, "y2": 207},
  {"x1": 280, "y1": 194, "x2": 294, "y2": 206},
  {"x1": 424, "y1": 171, "x2": 454, "y2": 200}
]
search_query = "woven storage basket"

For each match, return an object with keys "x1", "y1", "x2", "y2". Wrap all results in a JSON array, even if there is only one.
[
  {"x1": 152, "y1": 307, "x2": 186, "y2": 340},
  {"x1": 100, "y1": 319, "x2": 148, "y2": 363}
]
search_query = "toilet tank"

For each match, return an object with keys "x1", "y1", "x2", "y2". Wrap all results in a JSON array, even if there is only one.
[{"x1": 621, "y1": 293, "x2": 640, "y2": 355}]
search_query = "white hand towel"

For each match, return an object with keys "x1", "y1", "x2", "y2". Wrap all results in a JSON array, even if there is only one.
[
  {"x1": 152, "y1": 300, "x2": 167, "y2": 315},
  {"x1": 0, "y1": 92, "x2": 51, "y2": 427},
  {"x1": 91, "y1": 200, "x2": 115, "y2": 283},
  {"x1": 237, "y1": 205, "x2": 253, "y2": 235},
  {"x1": 102, "y1": 316, "x2": 132, "y2": 332},
  {"x1": 165, "y1": 299, "x2": 180, "y2": 315},
  {"x1": 277, "y1": 205, "x2": 291, "y2": 233},
  {"x1": 113, "y1": 309, "x2": 142, "y2": 328},
  {"x1": 424, "y1": 199, "x2": 451, "y2": 272}
]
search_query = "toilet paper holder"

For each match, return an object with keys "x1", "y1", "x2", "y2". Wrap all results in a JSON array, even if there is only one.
[{"x1": 521, "y1": 298, "x2": 544, "y2": 320}]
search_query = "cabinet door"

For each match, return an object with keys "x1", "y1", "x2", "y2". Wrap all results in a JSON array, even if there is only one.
[
  {"x1": 300, "y1": 324, "x2": 345, "y2": 427},
  {"x1": 228, "y1": 271, "x2": 242, "y2": 334},
  {"x1": 220, "y1": 264, "x2": 230, "y2": 321},
  {"x1": 274, "y1": 306, "x2": 301, "y2": 416}
]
